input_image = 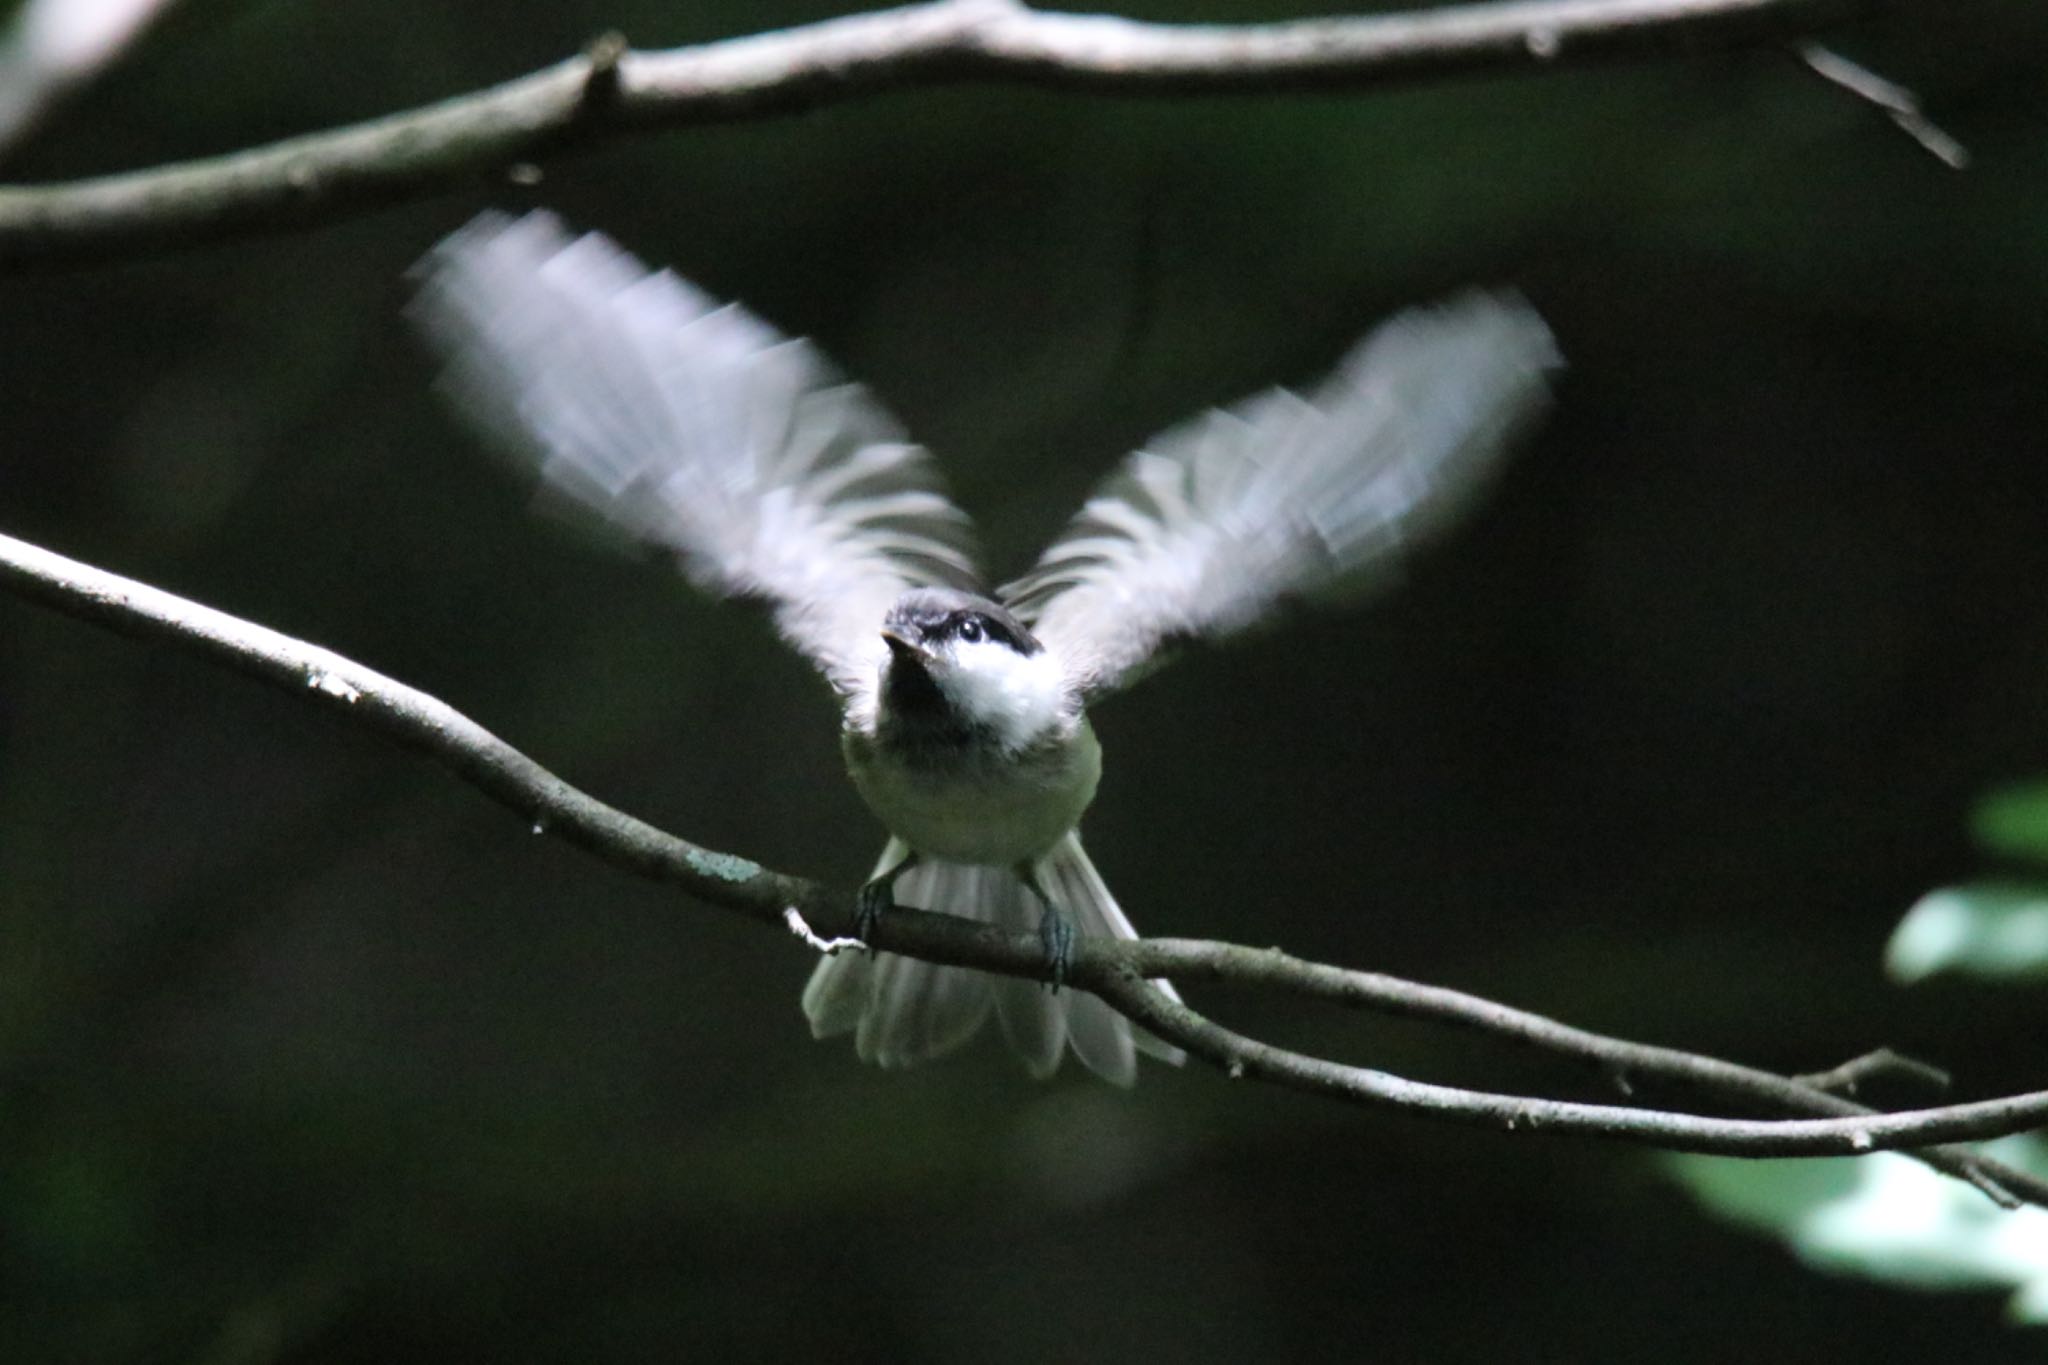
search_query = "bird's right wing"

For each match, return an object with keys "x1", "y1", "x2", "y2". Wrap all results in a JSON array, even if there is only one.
[
  {"x1": 1003, "y1": 293, "x2": 1558, "y2": 700},
  {"x1": 410, "y1": 211, "x2": 980, "y2": 699}
]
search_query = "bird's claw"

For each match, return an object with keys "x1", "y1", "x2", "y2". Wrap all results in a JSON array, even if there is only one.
[
  {"x1": 853, "y1": 853, "x2": 919, "y2": 953},
  {"x1": 853, "y1": 876, "x2": 895, "y2": 948},
  {"x1": 1038, "y1": 907, "x2": 1075, "y2": 993}
]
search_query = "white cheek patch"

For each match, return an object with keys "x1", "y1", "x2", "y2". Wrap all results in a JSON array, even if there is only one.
[{"x1": 938, "y1": 641, "x2": 1070, "y2": 750}]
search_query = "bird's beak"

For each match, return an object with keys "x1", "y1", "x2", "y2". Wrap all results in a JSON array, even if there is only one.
[{"x1": 881, "y1": 629, "x2": 933, "y2": 669}]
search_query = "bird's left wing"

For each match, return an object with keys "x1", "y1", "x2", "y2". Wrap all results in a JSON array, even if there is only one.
[
  {"x1": 1003, "y1": 292, "x2": 1558, "y2": 700},
  {"x1": 410, "y1": 210, "x2": 980, "y2": 697}
]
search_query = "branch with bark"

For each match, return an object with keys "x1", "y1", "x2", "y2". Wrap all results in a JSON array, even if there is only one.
[
  {"x1": 4, "y1": 525, "x2": 2043, "y2": 1209},
  {"x1": 0, "y1": 0, "x2": 1890, "y2": 266}
]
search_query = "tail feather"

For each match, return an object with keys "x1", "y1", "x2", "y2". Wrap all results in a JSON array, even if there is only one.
[
  {"x1": 805, "y1": 839, "x2": 1007, "y2": 1070},
  {"x1": 800, "y1": 834, "x2": 1183, "y2": 1082},
  {"x1": 855, "y1": 937, "x2": 995, "y2": 1066},
  {"x1": 993, "y1": 974, "x2": 1067, "y2": 1079},
  {"x1": 1033, "y1": 833, "x2": 1187, "y2": 1072}
]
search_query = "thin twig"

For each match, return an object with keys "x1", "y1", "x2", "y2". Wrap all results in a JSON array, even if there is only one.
[
  {"x1": 1797, "y1": 1046, "x2": 1953, "y2": 1097},
  {"x1": 0, "y1": 0, "x2": 1878, "y2": 266},
  {"x1": 1114, "y1": 939, "x2": 2035, "y2": 1207},
  {"x1": 1087, "y1": 970, "x2": 2048, "y2": 1160},
  {"x1": 1796, "y1": 41, "x2": 1969, "y2": 169},
  {"x1": 3, "y1": 525, "x2": 2047, "y2": 1187}
]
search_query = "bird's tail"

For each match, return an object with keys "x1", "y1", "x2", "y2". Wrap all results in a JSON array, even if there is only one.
[{"x1": 801, "y1": 834, "x2": 1184, "y2": 1085}]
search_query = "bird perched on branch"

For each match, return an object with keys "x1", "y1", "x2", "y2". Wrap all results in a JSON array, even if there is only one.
[{"x1": 410, "y1": 210, "x2": 1558, "y2": 1085}]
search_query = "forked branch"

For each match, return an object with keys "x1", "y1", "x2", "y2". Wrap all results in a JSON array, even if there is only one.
[
  {"x1": 2, "y1": 525, "x2": 2043, "y2": 1208},
  {"x1": 0, "y1": 0, "x2": 1886, "y2": 265}
]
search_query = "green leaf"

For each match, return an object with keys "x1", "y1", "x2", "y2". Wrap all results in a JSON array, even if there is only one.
[
  {"x1": 1885, "y1": 884, "x2": 2048, "y2": 983},
  {"x1": 1670, "y1": 1140, "x2": 2048, "y2": 1322}
]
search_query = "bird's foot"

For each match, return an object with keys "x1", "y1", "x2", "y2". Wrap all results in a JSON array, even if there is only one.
[
  {"x1": 1038, "y1": 906, "x2": 1075, "y2": 994},
  {"x1": 853, "y1": 879, "x2": 892, "y2": 946},
  {"x1": 854, "y1": 853, "x2": 919, "y2": 948}
]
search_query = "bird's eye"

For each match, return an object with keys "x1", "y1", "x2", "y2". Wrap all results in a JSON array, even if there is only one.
[{"x1": 958, "y1": 617, "x2": 985, "y2": 644}]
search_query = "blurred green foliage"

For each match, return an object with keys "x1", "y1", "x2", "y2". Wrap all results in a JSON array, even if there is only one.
[
  {"x1": 3, "y1": 1, "x2": 2048, "y2": 1362},
  {"x1": 1889, "y1": 884, "x2": 2048, "y2": 983},
  {"x1": 1974, "y1": 782, "x2": 2048, "y2": 866},
  {"x1": 1673, "y1": 1140, "x2": 2048, "y2": 1322},
  {"x1": 1888, "y1": 783, "x2": 2048, "y2": 982}
]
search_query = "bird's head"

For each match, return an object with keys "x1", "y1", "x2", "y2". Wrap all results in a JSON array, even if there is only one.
[{"x1": 877, "y1": 588, "x2": 1070, "y2": 752}]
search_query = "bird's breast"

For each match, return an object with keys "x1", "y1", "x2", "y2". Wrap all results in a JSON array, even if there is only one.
[{"x1": 842, "y1": 719, "x2": 1101, "y2": 866}]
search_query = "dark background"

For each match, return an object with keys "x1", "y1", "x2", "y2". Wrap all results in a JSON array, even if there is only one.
[{"x1": 3, "y1": 0, "x2": 2048, "y2": 1359}]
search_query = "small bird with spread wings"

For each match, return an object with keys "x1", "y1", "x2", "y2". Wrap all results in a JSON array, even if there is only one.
[{"x1": 411, "y1": 211, "x2": 1559, "y2": 1086}]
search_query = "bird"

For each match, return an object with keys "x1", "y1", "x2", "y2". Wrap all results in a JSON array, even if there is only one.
[{"x1": 409, "y1": 209, "x2": 1559, "y2": 1087}]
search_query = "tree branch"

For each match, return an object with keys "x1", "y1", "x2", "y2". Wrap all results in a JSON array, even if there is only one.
[
  {"x1": 1796, "y1": 40, "x2": 1968, "y2": 168},
  {"x1": 1796, "y1": 1046, "x2": 1953, "y2": 1097},
  {"x1": 4, "y1": 524, "x2": 2046, "y2": 1200},
  {"x1": 1112, "y1": 938, "x2": 2041, "y2": 1206},
  {"x1": 0, "y1": 0, "x2": 1880, "y2": 266}
]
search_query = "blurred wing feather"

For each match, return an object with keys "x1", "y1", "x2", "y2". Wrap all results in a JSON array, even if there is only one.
[
  {"x1": 1003, "y1": 292, "x2": 1559, "y2": 698},
  {"x1": 410, "y1": 210, "x2": 980, "y2": 696}
]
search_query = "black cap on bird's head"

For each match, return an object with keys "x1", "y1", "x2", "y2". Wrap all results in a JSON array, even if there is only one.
[{"x1": 880, "y1": 588, "x2": 1042, "y2": 663}]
